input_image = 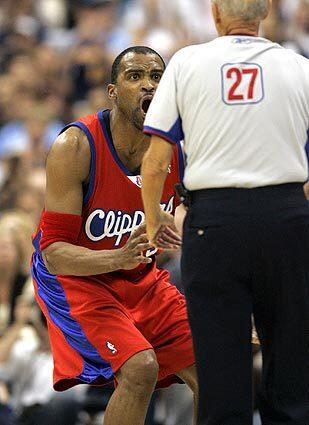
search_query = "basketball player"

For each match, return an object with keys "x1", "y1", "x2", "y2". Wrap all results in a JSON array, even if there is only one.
[{"x1": 31, "y1": 46, "x2": 198, "y2": 425}]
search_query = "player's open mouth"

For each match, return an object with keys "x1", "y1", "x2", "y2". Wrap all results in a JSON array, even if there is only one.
[{"x1": 140, "y1": 96, "x2": 153, "y2": 116}]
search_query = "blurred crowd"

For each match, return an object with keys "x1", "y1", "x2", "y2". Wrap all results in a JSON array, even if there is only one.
[{"x1": 0, "y1": 0, "x2": 308, "y2": 424}]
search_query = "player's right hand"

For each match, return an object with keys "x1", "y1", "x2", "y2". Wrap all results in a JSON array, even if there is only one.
[{"x1": 119, "y1": 223, "x2": 153, "y2": 270}]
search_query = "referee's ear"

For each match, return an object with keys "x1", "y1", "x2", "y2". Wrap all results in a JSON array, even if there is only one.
[
  {"x1": 264, "y1": 0, "x2": 272, "y2": 19},
  {"x1": 211, "y1": 2, "x2": 221, "y2": 26},
  {"x1": 108, "y1": 84, "x2": 117, "y2": 101}
]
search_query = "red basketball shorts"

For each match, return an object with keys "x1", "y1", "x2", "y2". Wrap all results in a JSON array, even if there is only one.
[{"x1": 31, "y1": 251, "x2": 195, "y2": 391}]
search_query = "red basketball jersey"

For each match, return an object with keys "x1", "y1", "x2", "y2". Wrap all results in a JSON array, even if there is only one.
[{"x1": 55, "y1": 109, "x2": 184, "y2": 280}]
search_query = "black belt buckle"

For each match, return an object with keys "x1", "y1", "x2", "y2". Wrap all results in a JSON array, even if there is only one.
[{"x1": 175, "y1": 183, "x2": 190, "y2": 207}]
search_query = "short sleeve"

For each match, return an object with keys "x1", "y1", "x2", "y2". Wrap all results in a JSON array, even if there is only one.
[{"x1": 143, "y1": 52, "x2": 184, "y2": 144}]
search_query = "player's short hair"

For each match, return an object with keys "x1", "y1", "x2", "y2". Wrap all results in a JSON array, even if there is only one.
[
  {"x1": 212, "y1": 0, "x2": 269, "y2": 21},
  {"x1": 111, "y1": 46, "x2": 166, "y2": 84}
]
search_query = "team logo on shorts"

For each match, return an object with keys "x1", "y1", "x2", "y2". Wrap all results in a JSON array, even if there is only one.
[{"x1": 106, "y1": 341, "x2": 117, "y2": 354}]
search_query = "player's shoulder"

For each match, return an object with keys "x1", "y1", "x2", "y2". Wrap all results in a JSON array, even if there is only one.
[
  {"x1": 52, "y1": 126, "x2": 89, "y2": 156},
  {"x1": 46, "y1": 125, "x2": 91, "y2": 181},
  {"x1": 49, "y1": 111, "x2": 102, "y2": 158},
  {"x1": 47, "y1": 125, "x2": 90, "y2": 173}
]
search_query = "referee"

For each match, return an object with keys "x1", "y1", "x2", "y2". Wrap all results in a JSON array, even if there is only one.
[{"x1": 141, "y1": 0, "x2": 309, "y2": 424}]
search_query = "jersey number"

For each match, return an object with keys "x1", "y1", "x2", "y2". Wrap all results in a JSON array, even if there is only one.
[{"x1": 221, "y1": 63, "x2": 264, "y2": 105}]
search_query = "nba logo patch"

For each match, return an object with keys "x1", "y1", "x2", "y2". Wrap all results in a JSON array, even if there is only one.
[{"x1": 128, "y1": 175, "x2": 142, "y2": 188}]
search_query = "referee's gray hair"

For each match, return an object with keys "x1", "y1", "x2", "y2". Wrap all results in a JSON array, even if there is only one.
[{"x1": 212, "y1": 0, "x2": 269, "y2": 21}]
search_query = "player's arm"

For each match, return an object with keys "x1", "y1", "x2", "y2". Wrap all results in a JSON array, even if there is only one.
[{"x1": 42, "y1": 128, "x2": 152, "y2": 276}]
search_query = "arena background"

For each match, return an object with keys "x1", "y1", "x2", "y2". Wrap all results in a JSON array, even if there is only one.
[{"x1": 0, "y1": 1, "x2": 308, "y2": 424}]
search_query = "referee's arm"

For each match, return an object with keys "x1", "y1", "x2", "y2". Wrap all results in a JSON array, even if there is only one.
[
  {"x1": 142, "y1": 50, "x2": 184, "y2": 242},
  {"x1": 141, "y1": 136, "x2": 174, "y2": 243}
]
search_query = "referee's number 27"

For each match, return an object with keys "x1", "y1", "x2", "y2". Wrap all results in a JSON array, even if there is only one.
[{"x1": 222, "y1": 63, "x2": 264, "y2": 105}]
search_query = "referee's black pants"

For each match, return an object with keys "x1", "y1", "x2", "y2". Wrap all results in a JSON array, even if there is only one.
[{"x1": 182, "y1": 183, "x2": 309, "y2": 425}]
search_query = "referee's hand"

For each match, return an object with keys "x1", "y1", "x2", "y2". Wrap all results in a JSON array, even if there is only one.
[
  {"x1": 146, "y1": 211, "x2": 179, "y2": 249},
  {"x1": 156, "y1": 224, "x2": 182, "y2": 251},
  {"x1": 304, "y1": 182, "x2": 309, "y2": 200}
]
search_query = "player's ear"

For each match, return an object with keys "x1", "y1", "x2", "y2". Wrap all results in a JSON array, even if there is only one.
[{"x1": 108, "y1": 84, "x2": 117, "y2": 100}]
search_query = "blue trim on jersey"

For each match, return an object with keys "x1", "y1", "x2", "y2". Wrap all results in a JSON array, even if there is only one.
[
  {"x1": 305, "y1": 129, "x2": 309, "y2": 163},
  {"x1": 98, "y1": 110, "x2": 136, "y2": 176},
  {"x1": 31, "y1": 234, "x2": 113, "y2": 384},
  {"x1": 176, "y1": 143, "x2": 185, "y2": 182},
  {"x1": 59, "y1": 122, "x2": 96, "y2": 205},
  {"x1": 144, "y1": 117, "x2": 184, "y2": 145},
  {"x1": 32, "y1": 231, "x2": 41, "y2": 251},
  {"x1": 143, "y1": 127, "x2": 177, "y2": 144}
]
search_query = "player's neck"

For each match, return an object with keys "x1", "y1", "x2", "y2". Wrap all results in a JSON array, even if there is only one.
[{"x1": 110, "y1": 109, "x2": 150, "y2": 156}]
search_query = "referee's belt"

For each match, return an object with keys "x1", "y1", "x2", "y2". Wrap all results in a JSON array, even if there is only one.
[{"x1": 174, "y1": 183, "x2": 190, "y2": 207}]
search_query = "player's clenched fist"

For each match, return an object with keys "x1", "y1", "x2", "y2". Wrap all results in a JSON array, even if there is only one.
[{"x1": 119, "y1": 223, "x2": 153, "y2": 270}]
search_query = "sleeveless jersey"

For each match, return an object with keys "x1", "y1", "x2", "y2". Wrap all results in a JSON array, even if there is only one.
[{"x1": 42, "y1": 109, "x2": 184, "y2": 281}]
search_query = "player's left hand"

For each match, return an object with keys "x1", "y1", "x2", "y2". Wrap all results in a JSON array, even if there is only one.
[{"x1": 146, "y1": 211, "x2": 181, "y2": 250}]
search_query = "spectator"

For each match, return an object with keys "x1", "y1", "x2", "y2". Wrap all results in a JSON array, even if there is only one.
[
  {"x1": 0, "y1": 296, "x2": 81, "y2": 425},
  {"x1": 0, "y1": 211, "x2": 34, "y2": 332},
  {"x1": 287, "y1": 0, "x2": 309, "y2": 57},
  {"x1": 0, "y1": 381, "x2": 15, "y2": 425}
]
